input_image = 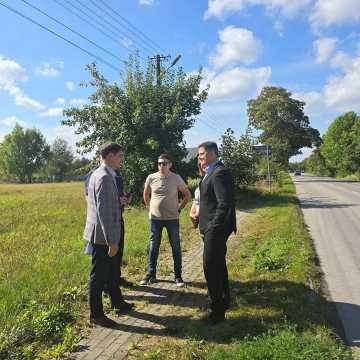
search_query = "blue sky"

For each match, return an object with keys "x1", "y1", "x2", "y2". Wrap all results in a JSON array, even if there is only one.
[{"x1": 1, "y1": 0, "x2": 360, "y2": 160}]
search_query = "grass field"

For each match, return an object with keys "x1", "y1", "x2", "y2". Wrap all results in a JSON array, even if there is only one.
[
  {"x1": 0, "y1": 182, "x2": 194, "y2": 359},
  {"x1": 0, "y1": 179, "x2": 352, "y2": 359}
]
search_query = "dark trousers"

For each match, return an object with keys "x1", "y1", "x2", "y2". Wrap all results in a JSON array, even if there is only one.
[
  {"x1": 118, "y1": 215, "x2": 125, "y2": 278},
  {"x1": 148, "y1": 219, "x2": 182, "y2": 278},
  {"x1": 89, "y1": 244, "x2": 124, "y2": 318},
  {"x1": 203, "y1": 228, "x2": 231, "y2": 315}
]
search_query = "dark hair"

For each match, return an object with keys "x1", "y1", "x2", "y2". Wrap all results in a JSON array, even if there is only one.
[
  {"x1": 100, "y1": 142, "x2": 123, "y2": 159},
  {"x1": 198, "y1": 141, "x2": 219, "y2": 156},
  {"x1": 158, "y1": 153, "x2": 171, "y2": 162}
]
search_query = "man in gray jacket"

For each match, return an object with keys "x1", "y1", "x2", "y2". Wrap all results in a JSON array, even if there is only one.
[{"x1": 84, "y1": 143, "x2": 133, "y2": 327}]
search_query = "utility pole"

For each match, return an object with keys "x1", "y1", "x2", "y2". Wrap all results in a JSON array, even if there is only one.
[
  {"x1": 150, "y1": 54, "x2": 170, "y2": 85},
  {"x1": 266, "y1": 144, "x2": 271, "y2": 192}
]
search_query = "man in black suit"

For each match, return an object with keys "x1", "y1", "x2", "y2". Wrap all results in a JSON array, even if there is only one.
[{"x1": 198, "y1": 141, "x2": 236, "y2": 325}]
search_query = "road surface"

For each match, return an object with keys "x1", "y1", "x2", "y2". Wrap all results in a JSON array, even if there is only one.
[{"x1": 294, "y1": 174, "x2": 360, "y2": 346}]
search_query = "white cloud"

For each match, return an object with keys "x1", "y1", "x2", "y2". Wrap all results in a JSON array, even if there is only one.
[
  {"x1": 293, "y1": 90, "x2": 325, "y2": 117},
  {"x1": 55, "y1": 97, "x2": 66, "y2": 105},
  {"x1": 119, "y1": 37, "x2": 133, "y2": 48},
  {"x1": 35, "y1": 61, "x2": 64, "y2": 77},
  {"x1": 323, "y1": 56, "x2": 360, "y2": 111},
  {"x1": 0, "y1": 55, "x2": 28, "y2": 85},
  {"x1": 139, "y1": 0, "x2": 154, "y2": 5},
  {"x1": 0, "y1": 116, "x2": 25, "y2": 127},
  {"x1": 313, "y1": 37, "x2": 338, "y2": 64},
  {"x1": 0, "y1": 55, "x2": 45, "y2": 111},
  {"x1": 2, "y1": 83, "x2": 45, "y2": 110},
  {"x1": 205, "y1": 66, "x2": 271, "y2": 100},
  {"x1": 330, "y1": 51, "x2": 353, "y2": 71},
  {"x1": 70, "y1": 98, "x2": 86, "y2": 105},
  {"x1": 66, "y1": 81, "x2": 75, "y2": 91},
  {"x1": 295, "y1": 50, "x2": 360, "y2": 117},
  {"x1": 210, "y1": 26, "x2": 262, "y2": 69},
  {"x1": 310, "y1": 0, "x2": 360, "y2": 30},
  {"x1": 39, "y1": 108, "x2": 64, "y2": 117},
  {"x1": 204, "y1": 0, "x2": 312, "y2": 20}
]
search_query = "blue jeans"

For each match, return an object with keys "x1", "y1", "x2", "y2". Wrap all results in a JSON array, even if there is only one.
[{"x1": 148, "y1": 219, "x2": 182, "y2": 279}]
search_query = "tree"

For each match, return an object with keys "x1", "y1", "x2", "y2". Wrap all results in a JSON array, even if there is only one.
[
  {"x1": 247, "y1": 86, "x2": 321, "y2": 167},
  {"x1": 301, "y1": 148, "x2": 328, "y2": 176},
  {"x1": 62, "y1": 55, "x2": 208, "y2": 197},
  {"x1": 220, "y1": 128, "x2": 257, "y2": 185},
  {"x1": 320, "y1": 111, "x2": 360, "y2": 177},
  {"x1": 0, "y1": 124, "x2": 50, "y2": 183},
  {"x1": 47, "y1": 138, "x2": 74, "y2": 180},
  {"x1": 71, "y1": 157, "x2": 91, "y2": 176}
]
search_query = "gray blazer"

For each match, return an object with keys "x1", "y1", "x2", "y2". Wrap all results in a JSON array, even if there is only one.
[{"x1": 84, "y1": 164, "x2": 121, "y2": 246}]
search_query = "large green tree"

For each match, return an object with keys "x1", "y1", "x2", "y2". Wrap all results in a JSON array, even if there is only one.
[
  {"x1": 47, "y1": 138, "x2": 74, "y2": 180},
  {"x1": 62, "y1": 56, "x2": 208, "y2": 196},
  {"x1": 0, "y1": 124, "x2": 50, "y2": 183},
  {"x1": 320, "y1": 111, "x2": 360, "y2": 177},
  {"x1": 247, "y1": 87, "x2": 321, "y2": 167}
]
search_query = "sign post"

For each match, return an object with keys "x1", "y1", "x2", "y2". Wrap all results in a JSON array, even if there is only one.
[{"x1": 253, "y1": 144, "x2": 272, "y2": 192}]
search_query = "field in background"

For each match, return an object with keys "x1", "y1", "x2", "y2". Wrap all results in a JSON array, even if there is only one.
[{"x1": 0, "y1": 182, "x2": 194, "y2": 358}]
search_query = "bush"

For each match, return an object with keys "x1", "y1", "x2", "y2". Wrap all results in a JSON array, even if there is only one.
[
  {"x1": 0, "y1": 300, "x2": 74, "y2": 359},
  {"x1": 187, "y1": 177, "x2": 201, "y2": 195}
]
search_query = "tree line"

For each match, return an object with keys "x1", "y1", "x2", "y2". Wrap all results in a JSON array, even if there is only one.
[
  {"x1": 0, "y1": 53, "x2": 322, "y2": 189},
  {"x1": 0, "y1": 125, "x2": 90, "y2": 183},
  {"x1": 301, "y1": 111, "x2": 360, "y2": 179}
]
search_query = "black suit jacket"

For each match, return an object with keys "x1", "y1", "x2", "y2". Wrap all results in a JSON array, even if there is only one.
[{"x1": 199, "y1": 162, "x2": 237, "y2": 235}]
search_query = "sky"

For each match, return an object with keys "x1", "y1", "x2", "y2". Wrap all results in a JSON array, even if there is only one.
[{"x1": 1, "y1": 0, "x2": 360, "y2": 160}]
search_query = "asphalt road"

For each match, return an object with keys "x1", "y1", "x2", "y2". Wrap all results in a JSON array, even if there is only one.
[{"x1": 293, "y1": 174, "x2": 360, "y2": 346}]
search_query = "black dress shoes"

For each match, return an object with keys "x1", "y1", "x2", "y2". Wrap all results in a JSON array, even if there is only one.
[
  {"x1": 114, "y1": 301, "x2": 135, "y2": 314},
  {"x1": 90, "y1": 315, "x2": 117, "y2": 328},
  {"x1": 119, "y1": 277, "x2": 134, "y2": 288}
]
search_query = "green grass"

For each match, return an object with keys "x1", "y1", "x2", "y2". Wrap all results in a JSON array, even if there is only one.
[
  {"x1": 0, "y1": 182, "x2": 194, "y2": 359},
  {"x1": 130, "y1": 177, "x2": 350, "y2": 360}
]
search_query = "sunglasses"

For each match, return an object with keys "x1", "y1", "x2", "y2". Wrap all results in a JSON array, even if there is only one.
[{"x1": 158, "y1": 161, "x2": 169, "y2": 166}]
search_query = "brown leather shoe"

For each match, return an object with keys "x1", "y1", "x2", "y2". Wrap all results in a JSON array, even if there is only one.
[{"x1": 90, "y1": 315, "x2": 117, "y2": 328}]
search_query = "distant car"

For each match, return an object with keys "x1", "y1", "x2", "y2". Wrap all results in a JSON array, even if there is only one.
[{"x1": 294, "y1": 169, "x2": 301, "y2": 176}]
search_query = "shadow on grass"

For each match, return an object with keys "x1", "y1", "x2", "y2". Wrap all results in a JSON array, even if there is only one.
[{"x1": 76, "y1": 279, "x2": 347, "y2": 349}]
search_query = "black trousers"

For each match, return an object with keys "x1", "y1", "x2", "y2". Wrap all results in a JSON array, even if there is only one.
[
  {"x1": 118, "y1": 215, "x2": 125, "y2": 278},
  {"x1": 203, "y1": 228, "x2": 231, "y2": 315},
  {"x1": 89, "y1": 244, "x2": 124, "y2": 318}
]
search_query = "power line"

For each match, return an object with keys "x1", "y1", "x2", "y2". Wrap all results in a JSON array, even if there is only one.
[
  {"x1": 73, "y1": 0, "x2": 154, "y2": 56},
  {"x1": 0, "y1": 1, "x2": 121, "y2": 72},
  {"x1": 88, "y1": 0, "x2": 159, "y2": 54},
  {"x1": 19, "y1": 0, "x2": 125, "y2": 64},
  {"x1": 201, "y1": 110, "x2": 224, "y2": 131},
  {"x1": 52, "y1": 0, "x2": 131, "y2": 58},
  {"x1": 198, "y1": 113, "x2": 224, "y2": 135},
  {"x1": 97, "y1": 0, "x2": 167, "y2": 54}
]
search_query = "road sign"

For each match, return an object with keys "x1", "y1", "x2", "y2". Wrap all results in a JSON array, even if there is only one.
[
  {"x1": 253, "y1": 144, "x2": 272, "y2": 191},
  {"x1": 253, "y1": 145, "x2": 272, "y2": 155}
]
